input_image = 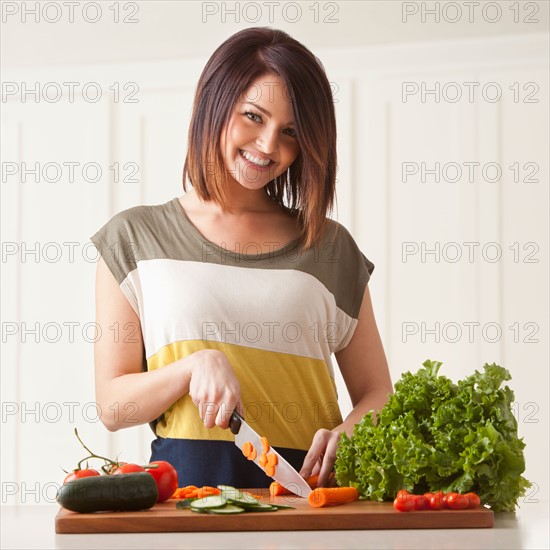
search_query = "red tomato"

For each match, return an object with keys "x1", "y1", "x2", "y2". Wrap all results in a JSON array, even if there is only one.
[
  {"x1": 464, "y1": 492, "x2": 481, "y2": 509},
  {"x1": 63, "y1": 468, "x2": 100, "y2": 484},
  {"x1": 396, "y1": 489, "x2": 410, "y2": 499},
  {"x1": 112, "y1": 463, "x2": 145, "y2": 474},
  {"x1": 447, "y1": 493, "x2": 469, "y2": 510},
  {"x1": 412, "y1": 494, "x2": 429, "y2": 510},
  {"x1": 429, "y1": 491, "x2": 446, "y2": 510},
  {"x1": 393, "y1": 495, "x2": 414, "y2": 512},
  {"x1": 144, "y1": 461, "x2": 178, "y2": 502},
  {"x1": 424, "y1": 492, "x2": 435, "y2": 501}
]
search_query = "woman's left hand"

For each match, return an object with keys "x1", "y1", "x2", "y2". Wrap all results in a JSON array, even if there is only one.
[{"x1": 298, "y1": 428, "x2": 342, "y2": 487}]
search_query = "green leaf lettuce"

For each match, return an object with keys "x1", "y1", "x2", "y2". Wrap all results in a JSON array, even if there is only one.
[{"x1": 334, "y1": 360, "x2": 531, "y2": 512}]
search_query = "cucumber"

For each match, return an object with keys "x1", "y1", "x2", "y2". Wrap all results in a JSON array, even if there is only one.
[
  {"x1": 56, "y1": 472, "x2": 158, "y2": 513},
  {"x1": 217, "y1": 485, "x2": 260, "y2": 506},
  {"x1": 175, "y1": 498, "x2": 196, "y2": 509},
  {"x1": 242, "y1": 502, "x2": 278, "y2": 512},
  {"x1": 206, "y1": 504, "x2": 245, "y2": 514},
  {"x1": 189, "y1": 495, "x2": 227, "y2": 510}
]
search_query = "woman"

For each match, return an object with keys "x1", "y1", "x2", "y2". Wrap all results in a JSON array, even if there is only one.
[{"x1": 90, "y1": 27, "x2": 392, "y2": 489}]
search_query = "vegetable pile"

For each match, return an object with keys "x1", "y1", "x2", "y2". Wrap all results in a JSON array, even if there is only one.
[
  {"x1": 177, "y1": 485, "x2": 296, "y2": 514},
  {"x1": 242, "y1": 437, "x2": 279, "y2": 477},
  {"x1": 58, "y1": 428, "x2": 178, "y2": 512},
  {"x1": 335, "y1": 360, "x2": 531, "y2": 512},
  {"x1": 393, "y1": 489, "x2": 480, "y2": 512}
]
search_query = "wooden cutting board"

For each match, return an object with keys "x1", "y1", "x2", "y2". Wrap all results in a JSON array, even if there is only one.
[{"x1": 55, "y1": 490, "x2": 494, "y2": 533}]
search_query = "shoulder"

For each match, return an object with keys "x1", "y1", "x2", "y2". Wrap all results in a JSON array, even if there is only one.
[
  {"x1": 98, "y1": 199, "x2": 174, "y2": 236},
  {"x1": 317, "y1": 218, "x2": 375, "y2": 278}
]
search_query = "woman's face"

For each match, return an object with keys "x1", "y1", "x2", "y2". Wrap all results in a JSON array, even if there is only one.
[{"x1": 220, "y1": 73, "x2": 300, "y2": 192}]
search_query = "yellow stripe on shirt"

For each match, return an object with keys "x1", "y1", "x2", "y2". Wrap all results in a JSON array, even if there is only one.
[{"x1": 147, "y1": 340, "x2": 343, "y2": 450}]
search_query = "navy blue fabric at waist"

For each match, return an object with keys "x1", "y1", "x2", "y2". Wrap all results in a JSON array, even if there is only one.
[{"x1": 150, "y1": 437, "x2": 308, "y2": 488}]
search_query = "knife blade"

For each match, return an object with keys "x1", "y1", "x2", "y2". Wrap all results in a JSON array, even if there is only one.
[{"x1": 229, "y1": 410, "x2": 312, "y2": 498}]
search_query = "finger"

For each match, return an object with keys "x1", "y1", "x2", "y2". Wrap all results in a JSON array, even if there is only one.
[
  {"x1": 216, "y1": 397, "x2": 236, "y2": 429},
  {"x1": 311, "y1": 461, "x2": 321, "y2": 477},
  {"x1": 298, "y1": 431, "x2": 326, "y2": 479},
  {"x1": 316, "y1": 438, "x2": 339, "y2": 487},
  {"x1": 235, "y1": 399, "x2": 245, "y2": 417},
  {"x1": 202, "y1": 401, "x2": 218, "y2": 428}
]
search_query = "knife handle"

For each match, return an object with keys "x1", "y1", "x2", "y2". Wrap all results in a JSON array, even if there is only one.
[{"x1": 229, "y1": 410, "x2": 243, "y2": 435}]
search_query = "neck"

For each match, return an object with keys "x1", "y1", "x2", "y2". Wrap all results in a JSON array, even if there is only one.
[{"x1": 189, "y1": 185, "x2": 279, "y2": 216}]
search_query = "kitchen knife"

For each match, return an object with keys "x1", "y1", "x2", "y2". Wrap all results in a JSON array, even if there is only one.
[{"x1": 229, "y1": 410, "x2": 312, "y2": 498}]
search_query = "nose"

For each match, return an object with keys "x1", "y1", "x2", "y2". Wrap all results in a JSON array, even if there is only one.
[{"x1": 255, "y1": 125, "x2": 279, "y2": 155}]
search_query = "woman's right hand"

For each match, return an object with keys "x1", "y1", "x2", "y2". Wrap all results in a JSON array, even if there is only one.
[{"x1": 187, "y1": 349, "x2": 243, "y2": 430}]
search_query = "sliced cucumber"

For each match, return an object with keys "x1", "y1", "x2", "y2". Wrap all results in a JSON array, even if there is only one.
[
  {"x1": 175, "y1": 498, "x2": 196, "y2": 509},
  {"x1": 218, "y1": 486, "x2": 260, "y2": 507},
  {"x1": 206, "y1": 504, "x2": 246, "y2": 515},
  {"x1": 189, "y1": 495, "x2": 227, "y2": 510},
  {"x1": 271, "y1": 504, "x2": 296, "y2": 510},
  {"x1": 216, "y1": 485, "x2": 237, "y2": 492},
  {"x1": 243, "y1": 503, "x2": 278, "y2": 512}
]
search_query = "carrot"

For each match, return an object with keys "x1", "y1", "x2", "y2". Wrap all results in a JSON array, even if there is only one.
[
  {"x1": 269, "y1": 481, "x2": 288, "y2": 496},
  {"x1": 171, "y1": 485, "x2": 201, "y2": 499},
  {"x1": 247, "y1": 447, "x2": 257, "y2": 461},
  {"x1": 242, "y1": 491, "x2": 263, "y2": 500},
  {"x1": 261, "y1": 436, "x2": 270, "y2": 454},
  {"x1": 265, "y1": 464, "x2": 275, "y2": 477},
  {"x1": 267, "y1": 453, "x2": 278, "y2": 466},
  {"x1": 242, "y1": 441, "x2": 253, "y2": 458},
  {"x1": 196, "y1": 486, "x2": 221, "y2": 498},
  {"x1": 308, "y1": 487, "x2": 359, "y2": 508},
  {"x1": 269, "y1": 473, "x2": 336, "y2": 497},
  {"x1": 258, "y1": 453, "x2": 268, "y2": 467}
]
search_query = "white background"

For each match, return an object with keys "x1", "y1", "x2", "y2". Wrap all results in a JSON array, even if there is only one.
[{"x1": 1, "y1": 1, "x2": 548, "y2": 514}]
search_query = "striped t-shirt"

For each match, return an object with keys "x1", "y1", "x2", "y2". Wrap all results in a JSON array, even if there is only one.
[{"x1": 90, "y1": 196, "x2": 374, "y2": 488}]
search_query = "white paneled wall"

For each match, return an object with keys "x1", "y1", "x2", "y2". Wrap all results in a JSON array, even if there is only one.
[{"x1": 1, "y1": 33, "x2": 547, "y2": 505}]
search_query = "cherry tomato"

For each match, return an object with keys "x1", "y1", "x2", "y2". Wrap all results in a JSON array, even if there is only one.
[
  {"x1": 424, "y1": 492, "x2": 435, "y2": 501},
  {"x1": 442, "y1": 492, "x2": 452, "y2": 507},
  {"x1": 112, "y1": 463, "x2": 146, "y2": 474},
  {"x1": 447, "y1": 493, "x2": 469, "y2": 510},
  {"x1": 144, "y1": 461, "x2": 178, "y2": 502},
  {"x1": 412, "y1": 494, "x2": 429, "y2": 510},
  {"x1": 429, "y1": 491, "x2": 446, "y2": 510},
  {"x1": 396, "y1": 489, "x2": 410, "y2": 499},
  {"x1": 63, "y1": 468, "x2": 100, "y2": 484},
  {"x1": 393, "y1": 494, "x2": 414, "y2": 512},
  {"x1": 464, "y1": 492, "x2": 481, "y2": 509}
]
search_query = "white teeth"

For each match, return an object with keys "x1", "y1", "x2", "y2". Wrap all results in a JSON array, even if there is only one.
[{"x1": 240, "y1": 149, "x2": 270, "y2": 167}]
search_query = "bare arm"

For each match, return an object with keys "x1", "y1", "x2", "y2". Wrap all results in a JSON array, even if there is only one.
[
  {"x1": 94, "y1": 256, "x2": 194, "y2": 432},
  {"x1": 334, "y1": 283, "x2": 393, "y2": 435},
  {"x1": 94, "y1": 256, "x2": 242, "y2": 432},
  {"x1": 299, "y1": 283, "x2": 393, "y2": 485}
]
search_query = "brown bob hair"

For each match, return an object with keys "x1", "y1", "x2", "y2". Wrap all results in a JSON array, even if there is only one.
[{"x1": 182, "y1": 27, "x2": 338, "y2": 251}]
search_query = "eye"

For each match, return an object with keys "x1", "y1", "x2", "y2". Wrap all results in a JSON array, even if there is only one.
[
  {"x1": 244, "y1": 110, "x2": 262, "y2": 123},
  {"x1": 284, "y1": 128, "x2": 297, "y2": 138},
  {"x1": 244, "y1": 111, "x2": 297, "y2": 139}
]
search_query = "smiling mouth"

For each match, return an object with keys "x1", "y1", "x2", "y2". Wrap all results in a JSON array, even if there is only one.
[{"x1": 238, "y1": 149, "x2": 274, "y2": 168}]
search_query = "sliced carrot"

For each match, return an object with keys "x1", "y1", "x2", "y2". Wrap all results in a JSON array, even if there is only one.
[
  {"x1": 267, "y1": 453, "x2": 278, "y2": 466},
  {"x1": 265, "y1": 464, "x2": 276, "y2": 477},
  {"x1": 242, "y1": 441, "x2": 253, "y2": 458},
  {"x1": 249, "y1": 494, "x2": 264, "y2": 500},
  {"x1": 269, "y1": 474, "x2": 336, "y2": 497},
  {"x1": 258, "y1": 453, "x2": 268, "y2": 467},
  {"x1": 269, "y1": 481, "x2": 288, "y2": 496},
  {"x1": 247, "y1": 447, "x2": 258, "y2": 461},
  {"x1": 260, "y1": 436, "x2": 270, "y2": 454},
  {"x1": 171, "y1": 485, "x2": 201, "y2": 499},
  {"x1": 196, "y1": 486, "x2": 221, "y2": 498},
  {"x1": 308, "y1": 487, "x2": 359, "y2": 508}
]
